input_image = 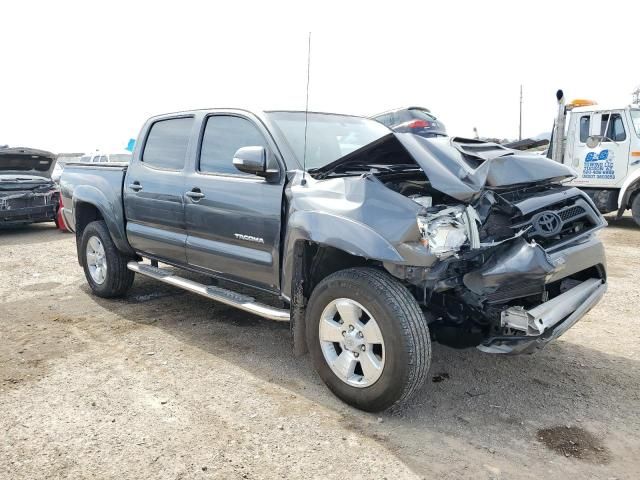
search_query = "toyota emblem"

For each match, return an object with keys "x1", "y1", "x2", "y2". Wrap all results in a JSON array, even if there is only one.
[{"x1": 532, "y1": 211, "x2": 562, "y2": 237}]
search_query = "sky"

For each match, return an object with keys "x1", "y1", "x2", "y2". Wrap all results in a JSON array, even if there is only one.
[{"x1": 1, "y1": 0, "x2": 638, "y2": 153}]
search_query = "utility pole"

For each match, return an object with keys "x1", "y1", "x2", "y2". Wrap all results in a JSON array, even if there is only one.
[{"x1": 518, "y1": 84, "x2": 523, "y2": 141}]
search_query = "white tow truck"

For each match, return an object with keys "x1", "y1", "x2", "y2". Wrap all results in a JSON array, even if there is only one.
[{"x1": 549, "y1": 90, "x2": 640, "y2": 225}]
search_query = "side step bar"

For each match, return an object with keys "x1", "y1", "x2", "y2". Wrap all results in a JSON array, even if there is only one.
[{"x1": 127, "y1": 261, "x2": 290, "y2": 322}]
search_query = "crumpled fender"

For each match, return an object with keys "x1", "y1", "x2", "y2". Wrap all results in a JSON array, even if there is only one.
[
  {"x1": 287, "y1": 210, "x2": 404, "y2": 261},
  {"x1": 281, "y1": 210, "x2": 405, "y2": 300},
  {"x1": 72, "y1": 184, "x2": 134, "y2": 255}
]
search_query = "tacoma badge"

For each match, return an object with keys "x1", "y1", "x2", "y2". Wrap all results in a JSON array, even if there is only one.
[{"x1": 234, "y1": 233, "x2": 265, "y2": 244}]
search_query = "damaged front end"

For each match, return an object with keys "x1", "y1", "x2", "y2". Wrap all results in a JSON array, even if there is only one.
[
  {"x1": 297, "y1": 133, "x2": 607, "y2": 355},
  {"x1": 392, "y1": 180, "x2": 607, "y2": 354},
  {"x1": 0, "y1": 147, "x2": 59, "y2": 226},
  {"x1": 390, "y1": 179, "x2": 607, "y2": 354}
]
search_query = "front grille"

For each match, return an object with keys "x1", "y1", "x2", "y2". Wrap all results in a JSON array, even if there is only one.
[
  {"x1": 558, "y1": 205, "x2": 585, "y2": 221},
  {"x1": 512, "y1": 196, "x2": 599, "y2": 249}
]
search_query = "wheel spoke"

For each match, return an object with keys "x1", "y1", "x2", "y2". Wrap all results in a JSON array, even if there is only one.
[
  {"x1": 86, "y1": 252, "x2": 97, "y2": 265},
  {"x1": 335, "y1": 299, "x2": 361, "y2": 325},
  {"x1": 331, "y1": 351, "x2": 357, "y2": 380},
  {"x1": 88, "y1": 237, "x2": 100, "y2": 252},
  {"x1": 319, "y1": 318, "x2": 345, "y2": 343},
  {"x1": 359, "y1": 351, "x2": 383, "y2": 381},
  {"x1": 361, "y1": 319, "x2": 384, "y2": 344}
]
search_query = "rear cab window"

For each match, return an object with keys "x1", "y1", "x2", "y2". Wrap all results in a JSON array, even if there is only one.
[{"x1": 142, "y1": 117, "x2": 194, "y2": 170}]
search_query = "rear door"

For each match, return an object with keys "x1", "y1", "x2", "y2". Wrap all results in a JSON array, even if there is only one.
[
  {"x1": 124, "y1": 115, "x2": 195, "y2": 263},
  {"x1": 184, "y1": 113, "x2": 285, "y2": 292}
]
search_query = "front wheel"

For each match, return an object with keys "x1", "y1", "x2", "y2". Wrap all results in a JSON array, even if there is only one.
[
  {"x1": 306, "y1": 267, "x2": 431, "y2": 412},
  {"x1": 80, "y1": 220, "x2": 135, "y2": 297}
]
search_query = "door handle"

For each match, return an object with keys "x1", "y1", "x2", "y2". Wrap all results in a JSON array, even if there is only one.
[
  {"x1": 128, "y1": 182, "x2": 142, "y2": 191},
  {"x1": 185, "y1": 188, "x2": 205, "y2": 200}
]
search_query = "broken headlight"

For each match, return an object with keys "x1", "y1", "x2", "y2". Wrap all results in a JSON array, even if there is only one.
[{"x1": 417, "y1": 205, "x2": 481, "y2": 258}]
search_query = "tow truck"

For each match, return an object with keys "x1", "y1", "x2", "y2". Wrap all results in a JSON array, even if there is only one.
[{"x1": 549, "y1": 90, "x2": 640, "y2": 225}]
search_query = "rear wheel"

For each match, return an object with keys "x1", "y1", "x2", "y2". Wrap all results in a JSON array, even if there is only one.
[
  {"x1": 306, "y1": 267, "x2": 431, "y2": 412},
  {"x1": 81, "y1": 220, "x2": 135, "y2": 297},
  {"x1": 631, "y1": 194, "x2": 640, "y2": 227}
]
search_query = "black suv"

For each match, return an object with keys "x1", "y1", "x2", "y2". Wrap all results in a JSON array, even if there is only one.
[{"x1": 371, "y1": 106, "x2": 447, "y2": 138}]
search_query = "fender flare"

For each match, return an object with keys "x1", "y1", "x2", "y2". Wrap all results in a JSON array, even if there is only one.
[
  {"x1": 72, "y1": 185, "x2": 134, "y2": 255},
  {"x1": 616, "y1": 168, "x2": 640, "y2": 218}
]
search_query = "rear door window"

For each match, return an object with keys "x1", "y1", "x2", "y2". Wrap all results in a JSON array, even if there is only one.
[
  {"x1": 199, "y1": 115, "x2": 267, "y2": 175},
  {"x1": 142, "y1": 117, "x2": 194, "y2": 170}
]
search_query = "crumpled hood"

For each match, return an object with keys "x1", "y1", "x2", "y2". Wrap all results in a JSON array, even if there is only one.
[
  {"x1": 396, "y1": 134, "x2": 574, "y2": 201},
  {"x1": 0, "y1": 147, "x2": 57, "y2": 179},
  {"x1": 311, "y1": 133, "x2": 574, "y2": 203}
]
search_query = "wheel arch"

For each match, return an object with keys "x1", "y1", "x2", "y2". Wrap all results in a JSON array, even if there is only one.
[
  {"x1": 288, "y1": 238, "x2": 389, "y2": 357},
  {"x1": 72, "y1": 185, "x2": 134, "y2": 260},
  {"x1": 616, "y1": 169, "x2": 640, "y2": 217}
]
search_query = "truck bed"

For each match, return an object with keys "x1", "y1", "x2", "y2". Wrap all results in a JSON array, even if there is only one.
[{"x1": 59, "y1": 163, "x2": 129, "y2": 252}]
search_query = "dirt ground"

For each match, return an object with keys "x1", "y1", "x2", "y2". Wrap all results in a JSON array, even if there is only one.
[{"x1": 1, "y1": 217, "x2": 639, "y2": 480}]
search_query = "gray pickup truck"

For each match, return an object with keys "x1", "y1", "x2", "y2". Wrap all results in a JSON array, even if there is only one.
[{"x1": 61, "y1": 109, "x2": 608, "y2": 411}]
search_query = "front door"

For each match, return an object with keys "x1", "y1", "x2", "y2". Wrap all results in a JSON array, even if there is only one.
[
  {"x1": 568, "y1": 110, "x2": 631, "y2": 187},
  {"x1": 184, "y1": 114, "x2": 284, "y2": 292},
  {"x1": 124, "y1": 116, "x2": 194, "y2": 264}
]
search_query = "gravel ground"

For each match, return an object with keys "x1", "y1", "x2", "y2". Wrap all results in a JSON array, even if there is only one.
[{"x1": 1, "y1": 217, "x2": 639, "y2": 479}]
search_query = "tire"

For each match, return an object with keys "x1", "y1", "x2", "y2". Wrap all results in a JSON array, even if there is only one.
[
  {"x1": 80, "y1": 220, "x2": 135, "y2": 297},
  {"x1": 631, "y1": 194, "x2": 640, "y2": 227},
  {"x1": 306, "y1": 267, "x2": 431, "y2": 412}
]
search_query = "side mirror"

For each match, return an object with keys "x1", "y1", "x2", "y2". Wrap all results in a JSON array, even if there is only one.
[
  {"x1": 233, "y1": 146, "x2": 267, "y2": 176},
  {"x1": 586, "y1": 135, "x2": 603, "y2": 148}
]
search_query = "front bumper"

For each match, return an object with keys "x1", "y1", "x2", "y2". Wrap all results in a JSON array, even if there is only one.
[
  {"x1": 478, "y1": 277, "x2": 606, "y2": 354},
  {"x1": 477, "y1": 232, "x2": 607, "y2": 354},
  {"x1": 0, "y1": 204, "x2": 58, "y2": 225}
]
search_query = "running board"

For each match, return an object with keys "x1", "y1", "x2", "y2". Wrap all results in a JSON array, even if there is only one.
[{"x1": 127, "y1": 261, "x2": 290, "y2": 321}]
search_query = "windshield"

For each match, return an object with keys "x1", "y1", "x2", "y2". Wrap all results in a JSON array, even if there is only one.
[
  {"x1": 631, "y1": 109, "x2": 640, "y2": 137},
  {"x1": 266, "y1": 112, "x2": 391, "y2": 170}
]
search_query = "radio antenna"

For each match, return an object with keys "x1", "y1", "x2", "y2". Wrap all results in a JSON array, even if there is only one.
[{"x1": 301, "y1": 32, "x2": 311, "y2": 185}]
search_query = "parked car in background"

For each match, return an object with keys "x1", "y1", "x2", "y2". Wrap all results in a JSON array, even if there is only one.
[
  {"x1": 370, "y1": 106, "x2": 447, "y2": 138},
  {"x1": 0, "y1": 146, "x2": 60, "y2": 227},
  {"x1": 78, "y1": 151, "x2": 132, "y2": 164},
  {"x1": 51, "y1": 153, "x2": 83, "y2": 184}
]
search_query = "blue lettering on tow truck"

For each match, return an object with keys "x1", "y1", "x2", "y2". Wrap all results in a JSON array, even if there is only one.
[{"x1": 583, "y1": 149, "x2": 615, "y2": 179}]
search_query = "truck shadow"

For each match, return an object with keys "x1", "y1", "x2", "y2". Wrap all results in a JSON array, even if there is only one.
[
  {"x1": 603, "y1": 214, "x2": 638, "y2": 230},
  {"x1": 88, "y1": 272, "x2": 640, "y2": 475}
]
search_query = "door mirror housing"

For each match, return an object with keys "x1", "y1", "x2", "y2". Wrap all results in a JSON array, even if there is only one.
[
  {"x1": 586, "y1": 135, "x2": 603, "y2": 148},
  {"x1": 233, "y1": 146, "x2": 267, "y2": 175},
  {"x1": 233, "y1": 146, "x2": 279, "y2": 179}
]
